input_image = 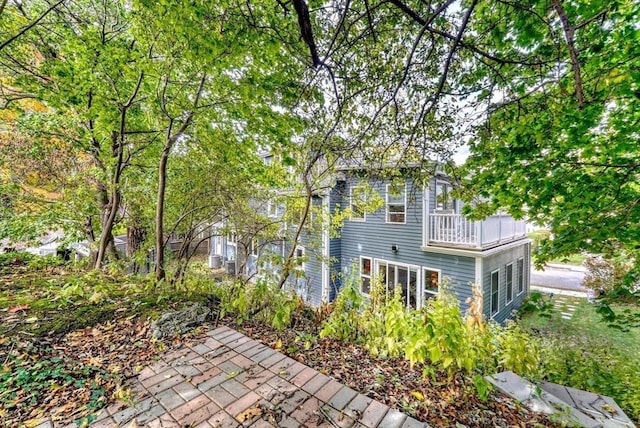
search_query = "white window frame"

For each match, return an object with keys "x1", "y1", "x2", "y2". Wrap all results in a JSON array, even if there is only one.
[
  {"x1": 517, "y1": 257, "x2": 525, "y2": 295},
  {"x1": 250, "y1": 239, "x2": 259, "y2": 257},
  {"x1": 490, "y1": 269, "x2": 500, "y2": 317},
  {"x1": 374, "y1": 259, "x2": 420, "y2": 308},
  {"x1": 226, "y1": 232, "x2": 237, "y2": 260},
  {"x1": 267, "y1": 201, "x2": 278, "y2": 218},
  {"x1": 294, "y1": 245, "x2": 305, "y2": 268},
  {"x1": 349, "y1": 185, "x2": 366, "y2": 221},
  {"x1": 505, "y1": 263, "x2": 513, "y2": 305},
  {"x1": 385, "y1": 183, "x2": 406, "y2": 224},
  {"x1": 360, "y1": 256, "x2": 372, "y2": 295},
  {"x1": 435, "y1": 180, "x2": 455, "y2": 212},
  {"x1": 422, "y1": 267, "x2": 441, "y2": 302}
]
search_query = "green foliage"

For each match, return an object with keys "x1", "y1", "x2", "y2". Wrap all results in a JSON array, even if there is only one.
[
  {"x1": 517, "y1": 291, "x2": 555, "y2": 319},
  {"x1": 0, "y1": 251, "x2": 35, "y2": 267},
  {"x1": 320, "y1": 270, "x2": 366, "y2": 342},
  {"x1": 215, "y1": 278, "x2": 303, "y2": 331},
  {"x1": 521, "y1": 297, "x2": 640, "y2": 420},
  {"x1": 0, "y1": 353, "x2": 109, "y2": 420},
  {"x1": 321, "y1": 274, "x2": 541, "y2": 382},
  {"x1": 406, "y1": 292, "x2": 474, "y2": 377},
  {"x1": 460, "y1": 1, "x2": 640, "y2": 265}
]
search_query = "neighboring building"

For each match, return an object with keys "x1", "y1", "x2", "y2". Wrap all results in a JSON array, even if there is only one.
[{"x1": 209, "y1": 166, "x2": 530, "y2": 324}]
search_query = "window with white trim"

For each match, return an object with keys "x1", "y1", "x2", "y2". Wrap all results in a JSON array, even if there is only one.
[
  {"x1": 360, "y1": 257, "x2": 372, "y2": 295},
  {"x1": 226, "y1": 233, "x2": 237, "y2": 260},
  {"x1": 350, "y1": 186, "x2": 366, "y2": 221},
  {"x1": 423, "y1": 268, "x2": 441, "y2": 301},
  {"x1": 517, "y1": 258, "x2": 524, "y2": 295},
  {"x1": 490, "y1": 270, "x2": 499, "y2": 316},
  {"x1": 435, "y1": 181, "x2": 455, "y2": 212},
  {"x1": 293, "y1": 246, "x2": 306, "y2": 294},
  {"x1": 267, "y1": 201, "x2": 278, "y2": 217},
  {"x1": 376, "y1": 260, "x2": 419, "y2": 309},
  {"x1": 386, "y1": 183, "x2": 406, "y2": 223},
  {"x1": 250, "y1": 239, "x2": 259, "y2": 257},
  {"x1": 505, "y1": 263, "x2": 513, "y2": 305}
]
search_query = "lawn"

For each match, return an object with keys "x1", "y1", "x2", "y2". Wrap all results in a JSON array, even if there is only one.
[{"x1": 519, "y1": 293, "x2": 640, "y2": 420}]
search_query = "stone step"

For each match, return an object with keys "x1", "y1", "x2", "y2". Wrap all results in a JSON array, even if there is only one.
[
  {"x1": 538, "y1": 382, "x2": 636, "y2": 428},
  {"x1": 486, "y1": 371, "x2": 602, "y2": 428}
]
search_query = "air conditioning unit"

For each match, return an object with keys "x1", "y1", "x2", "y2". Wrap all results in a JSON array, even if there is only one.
[
  {"x1": 225, "y1": 260, "x2": 236, "y2": 275},
  {"x1": 209, "y1": 254, "x2": 222, "y2": 269}
]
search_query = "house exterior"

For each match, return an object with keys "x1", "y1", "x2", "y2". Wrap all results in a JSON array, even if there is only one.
[{"x1": 210, "y1": 167, "x2": 530, "y2": 324}]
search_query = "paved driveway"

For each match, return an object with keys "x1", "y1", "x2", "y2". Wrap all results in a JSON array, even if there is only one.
[{"x1": 531, "y1": 265, "x2": 587, "y2": 295}]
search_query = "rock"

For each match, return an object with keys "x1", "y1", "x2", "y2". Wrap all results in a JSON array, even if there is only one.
[{"x1": 150, "y1": 303, "x2": 211, "y2": 339}]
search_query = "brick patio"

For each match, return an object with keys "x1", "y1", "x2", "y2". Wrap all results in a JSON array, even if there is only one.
[{"x1": 38, "y1": 326, "x2": 429, "y2": 427}]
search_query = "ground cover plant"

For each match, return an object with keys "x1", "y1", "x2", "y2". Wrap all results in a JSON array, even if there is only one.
[
  {"x1": 519, "y1": 293, "x2": 640, "y2": 421},
  {"x1": 2, "y1": 255, "x2": 637, "y2": 426}
]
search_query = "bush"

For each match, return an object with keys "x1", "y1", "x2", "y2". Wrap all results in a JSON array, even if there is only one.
[
  {"x1": 541, "y1": 336, "x2": 640, "y2": 421},
  {"x1": 320, "y1": 276, "x2": 541, "y2": 380},
  {"x1": 583, "y1": 255, "x2": 632, "y2": 296}
]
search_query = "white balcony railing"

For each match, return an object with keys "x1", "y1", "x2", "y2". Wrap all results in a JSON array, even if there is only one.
[{"x1": 428, "y1": 213, "x2": 526, "y2": 249}]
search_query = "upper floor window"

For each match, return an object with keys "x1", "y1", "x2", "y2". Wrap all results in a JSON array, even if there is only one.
[
  {"x1": 435, "y1": 181, "x2": 455, "y2": 212},
  {"x1": 386, "y1": 183, "x2": 406, "y2": 223},
  {"x1": 350, "y1": 186, "x2": 366, "y2": 221},
  {"x1": 267, "y1": 201, "x2": 278, "y2": 217}
]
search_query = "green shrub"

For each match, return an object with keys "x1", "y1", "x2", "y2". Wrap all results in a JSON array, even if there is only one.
[{"x1": 541, "y1": 337, "x2": 640, "y2": 420}]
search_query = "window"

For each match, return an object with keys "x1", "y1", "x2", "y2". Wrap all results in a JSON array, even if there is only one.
[
  {"x1": 226, "y1": 233, "x2": 237, "y2": 260},
  {"x1": 350, "y1": 186, "x2": 366, "y2": 221},
  {"x1": 293, "y1": 246, "x2": 306, "y2": 294},
  {"x1": 490, "y1": 270, "x2": 499, "y2": 316},
  {"x1": 435, "y1": 181, "x2": 455, "y2": 212},
  {"x1": 250, "y1": 239, "x2": 259, "y2": 257},
  {"x1": 360, "y1": 257, "x2": 372, "y2": 294},
  {"x1": 423, "y1": 268, "x2": 441, "y2": 301},
  {"x1": 386, "y1": 183, "x2": 406, "y2": 223},
  {"x1": 517, "y1": 258, "x2": 525, "y2": 295},
  {"x1": 376, "y1": 260, "x2": 419, "y2": 309},
  {"x1": 506, "y1": 263, "x2": 513, "y2": 305},
  {"x1": 267, "y1": 201, "x2": 278, "y2": 217}
]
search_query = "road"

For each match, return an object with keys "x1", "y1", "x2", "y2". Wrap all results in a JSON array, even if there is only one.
[{"x1": 530, "y1": 265, "x2": 588, "y2": 297}]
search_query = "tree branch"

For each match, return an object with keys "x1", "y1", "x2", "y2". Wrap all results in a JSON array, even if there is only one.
[
  {"x1": 552, "y1": 0, "x2": 585, "y2": 109},
  {"x1": 0, "y1": 0, "x2": 67, "y2": 52}
]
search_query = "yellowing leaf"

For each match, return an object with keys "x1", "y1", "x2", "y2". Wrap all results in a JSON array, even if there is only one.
[
  {"x1": 411, "y1": 391, "x2": 424, "y2": 401},
  {"x1": 274, "y1": 339, "x2": 283, "y2": 350}
]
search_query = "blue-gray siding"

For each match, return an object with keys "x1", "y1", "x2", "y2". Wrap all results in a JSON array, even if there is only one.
[
  {"x1": 482, "y1": 242, "x2": 531, "y2": 324},
  {"x1": 337, "y1": 176, "x2": 476, "y2": 310}
]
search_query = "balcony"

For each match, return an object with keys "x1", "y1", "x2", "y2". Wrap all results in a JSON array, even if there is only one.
[{"x1": 427, "y1": 212, "x2": 527, "y2": 249}]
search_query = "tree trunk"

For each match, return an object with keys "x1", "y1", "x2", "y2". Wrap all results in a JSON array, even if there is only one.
[
  {"x1": 154, "y1": 146, "x2": 170, "y2": 282},
  {"x1": 94, "y1": 188, "x2": 120, "y2": 269}
]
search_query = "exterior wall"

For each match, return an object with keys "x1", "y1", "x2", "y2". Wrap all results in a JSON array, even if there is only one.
[
  {"x1": 297, "y1": 196, "x2": 325, "y2": 306},
  {"x1": 329, "y1": 182, "x2": 344, "y2": 300},
  {"x1": 481, "y1": 242, "x2": 531, "y2": 324},
  {"x1": 337, "y1": 175, "x2": 477, "y2": 310}
]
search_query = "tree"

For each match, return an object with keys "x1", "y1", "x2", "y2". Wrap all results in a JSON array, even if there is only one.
[
  {"x1": 455, "y1": 0, "x2": 640, "y2": 267},
  {"x1": 270, "y1": 0, "x2": 639, "y2": 271}
]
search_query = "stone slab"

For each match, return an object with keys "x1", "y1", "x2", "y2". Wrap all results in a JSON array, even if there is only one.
[
  {"x1": 486, "y1": 371, "x2": 601, "y2": 428},
  {"x1": 539, "y1": 381, "x2": 635, "y2": 428}
]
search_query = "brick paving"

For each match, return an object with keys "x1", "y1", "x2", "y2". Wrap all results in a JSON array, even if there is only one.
[{"x1": 37, "y1": 326, "x2": 429, "y2": 428}]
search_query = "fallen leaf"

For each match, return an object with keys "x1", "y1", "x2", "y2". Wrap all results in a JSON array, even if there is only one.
[
  {"x1": 411, "y1": 391, "x2": 425, "y2": 401},
  {"x1": 236, "y1": 407, "x2": 262, "y2": 422},
  {"x1": 8, "y1": 304, "x2": 29, "y2": 313}
]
